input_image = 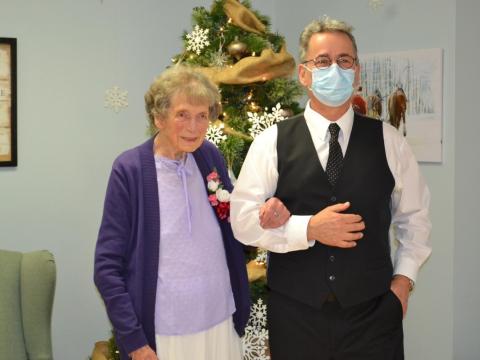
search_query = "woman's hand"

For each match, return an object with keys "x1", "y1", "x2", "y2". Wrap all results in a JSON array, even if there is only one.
[
  {"x1": 130, "y1": 345, "x2": 158, "y2": 360},
  {"x1": 259, "y1": 197, "x2": 291, "y2": 229}
]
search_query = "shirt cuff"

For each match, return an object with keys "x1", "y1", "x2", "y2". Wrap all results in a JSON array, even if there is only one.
[
  {"x1": 393, "y1": 256, "x2": 419, "y2": 283},
  {"x1": 284, "y1": 215, "x2": 311, "y2": 251}
]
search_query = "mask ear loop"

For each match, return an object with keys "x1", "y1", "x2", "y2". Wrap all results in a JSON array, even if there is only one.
[
  {"x1": 301, "y1": 63, "x2": 312, "y2": 73},
  {"x1": 300, "y1": 63, "x2": 313, "y2": 91}
]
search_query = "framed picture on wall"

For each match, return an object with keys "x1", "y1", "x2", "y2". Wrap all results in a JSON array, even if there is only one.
[
  {"x1": 0, "y1": 37, "x2": 17, "y2": 167},
  {"x1": 359, "y1": 48, "x2": 443, "y2": 163}
]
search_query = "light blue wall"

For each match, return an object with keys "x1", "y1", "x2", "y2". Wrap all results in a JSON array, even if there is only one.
[
  {"x1": 0, "y1": 0, "x2": 476, "y2": 359},
  {"x1": 454, "y1": 1, "x2": 480, "y2": 359}
]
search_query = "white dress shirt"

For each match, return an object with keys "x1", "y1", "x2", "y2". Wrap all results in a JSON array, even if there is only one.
[{"x1": 230, "y1": 102, "x2": 432, "y2": 282}]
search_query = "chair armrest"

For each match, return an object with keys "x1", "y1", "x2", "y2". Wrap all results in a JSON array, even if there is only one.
[{"x1": 21, "y1": 250, "x2": 56, "y2": 360}]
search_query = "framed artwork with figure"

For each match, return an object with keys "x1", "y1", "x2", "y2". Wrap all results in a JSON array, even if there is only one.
[
  {"x1": 359, "y1": 48, "x2": 443, "y2": 163},
  {"x1": 0, "y1": 37, "x2": 17, "y2": 167}
]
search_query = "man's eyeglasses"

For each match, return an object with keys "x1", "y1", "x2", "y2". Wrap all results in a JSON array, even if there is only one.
[{"x1": 302, "y1": 55, "x2": 357, "y2": 70}]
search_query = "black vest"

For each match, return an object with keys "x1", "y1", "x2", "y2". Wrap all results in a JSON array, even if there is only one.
[{"x1": 269, "y1": 114, "x2": 395, "y2": 308}]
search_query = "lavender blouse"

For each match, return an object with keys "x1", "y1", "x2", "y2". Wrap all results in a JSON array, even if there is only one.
[{"x1": 154, "y1": 154, "x2": 235, "y2": 335}]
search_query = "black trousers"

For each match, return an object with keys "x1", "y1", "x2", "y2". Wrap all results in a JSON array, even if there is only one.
[{"x1": 267, "y1": 290, "x2": 404, "y2": 360}]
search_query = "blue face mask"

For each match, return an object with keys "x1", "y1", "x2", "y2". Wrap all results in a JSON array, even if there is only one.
[{"x1": 304, "y1": 64, "x2": 355, "y2": 107}]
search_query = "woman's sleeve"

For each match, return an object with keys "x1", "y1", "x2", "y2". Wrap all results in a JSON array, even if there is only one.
[{"x1": 93, "y1": 161, "x2": 148, "y2": 355}]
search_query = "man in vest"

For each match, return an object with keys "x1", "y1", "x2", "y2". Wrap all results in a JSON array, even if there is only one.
[{"x1": 230, "y1": 17, "x2": 431, "y2": 360}]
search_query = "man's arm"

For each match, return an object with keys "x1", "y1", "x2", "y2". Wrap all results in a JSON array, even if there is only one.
[
  {"x1": 231, "y1": 125, "x2": 365, "y2": 252},
  {"x1": 385, "y1": 124, "x2": 432, "y2": 316},
  {"x1": 231, "y1": 126, "x2": 311, "y2": 253},
  {"x1": 389, "y1": 130, "x2": 432, "y2": 281}
]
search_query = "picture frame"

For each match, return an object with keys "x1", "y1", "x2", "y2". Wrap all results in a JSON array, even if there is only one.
[
  {"x1": 359, "y1": 48, "x2": 443, "y2": 163},
  {"x1": 0, "y1": 37, "x2": 17, "y2": 167}
]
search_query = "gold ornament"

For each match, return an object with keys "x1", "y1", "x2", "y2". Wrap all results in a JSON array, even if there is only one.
[
  {"x1": 249, "y1": 101, "x2": 261, "y2": 112},
  {"x1": 246, "y1": 259, "x2": 267, "y2": 282},
  {"x1": 227, "y1": 36, "x2": 247, "y2": 61}
]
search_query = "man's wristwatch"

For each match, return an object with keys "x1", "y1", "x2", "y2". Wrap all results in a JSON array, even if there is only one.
[
  {"x1": 408, "y1": 279, "x2": 415, "y2": 292},
  {"x1": 393, "y1": 275, "x2": 415, "y2": 292}
]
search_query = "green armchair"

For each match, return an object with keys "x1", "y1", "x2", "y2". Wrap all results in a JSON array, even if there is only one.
[{"x1": 0, "y1": 249, "x2": 56, "y2": 360}]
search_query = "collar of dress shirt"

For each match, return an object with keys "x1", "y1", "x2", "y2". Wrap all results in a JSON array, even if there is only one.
[{"x1": 304, "y1": 101, "x2": 355, "y2": 146}]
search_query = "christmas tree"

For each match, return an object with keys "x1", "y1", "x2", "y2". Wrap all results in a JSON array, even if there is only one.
[{"x1": 168, "y1": 0, "x2": 303, "y2": 178}]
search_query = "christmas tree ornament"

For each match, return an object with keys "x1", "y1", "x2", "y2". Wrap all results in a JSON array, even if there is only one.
[
  {"x1": 208, "y1": 30, "x2": 229, "y2": 67},
  {"x1": 248, "y1": 101, "x2": 261, "y2": 112},
  {"x1": 206, "y1": 122, "x2": 227, "y2": 146},
  {"x1": 227, "y1": 37, "x2": 247, "y2": 61},
  {"x1": 209, "y1": 51, "x2": 229, "y2": 67},
  {"x1": 242, "y1": 298, "x2": 270, "y2": 360},
  {"x1": 186, "y1": 25, "x2": 210, "y2": 55},
  {"x1": 255, "y1": 248, "x2": 268, "y2": 264},
  {"x1": 248, "y1": 103, "x2": 286, "y2": 138}
]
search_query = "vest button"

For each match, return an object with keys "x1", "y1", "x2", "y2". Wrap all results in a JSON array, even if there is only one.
[
  {"x1": 329, "y1": 275, "x2": 336, "y2": 281},
  {"x1": 329, "y1": 255, "x2": 335, "y2": 262},
  {"x1": 330, "y1": 196, "x2": 337, "y2": 202}
]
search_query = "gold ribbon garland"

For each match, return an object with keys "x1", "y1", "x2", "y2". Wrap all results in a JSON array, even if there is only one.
[
  {"x1": 195, "y1": 0, "x2": 296, "y2": 85},
  {"x1": 198, "y1": 45, "x2": 295, "y2": 85},
  {"x1": 223, "y1": 0, "x2": 266, "y2": 34}
]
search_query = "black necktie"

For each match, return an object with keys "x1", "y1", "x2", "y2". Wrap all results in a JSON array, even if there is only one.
[{"x1": 326, "y1": 123, "x2": 343, "y2": 186}]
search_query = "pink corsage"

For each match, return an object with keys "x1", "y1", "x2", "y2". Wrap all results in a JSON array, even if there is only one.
[{"x1": 207, "y1": 168, "x2": 230, "y2": 221}]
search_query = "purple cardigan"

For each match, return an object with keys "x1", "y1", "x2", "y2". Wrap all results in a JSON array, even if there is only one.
[{"x1": 94, "y1": 138, "x2": 250, "y2": 359}]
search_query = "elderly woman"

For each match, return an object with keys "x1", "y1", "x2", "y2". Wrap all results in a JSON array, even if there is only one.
[{"x1": 94, "y1": 66, "x2": 289, "y2": 360}]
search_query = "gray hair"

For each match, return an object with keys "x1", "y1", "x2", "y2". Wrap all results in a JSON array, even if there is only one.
[
  {"x1": 299, "y1": 16, "x2": 358, "y2": 62},
  {"x1": 145, "y1": 65, "x2": 222, "y2": 127}
]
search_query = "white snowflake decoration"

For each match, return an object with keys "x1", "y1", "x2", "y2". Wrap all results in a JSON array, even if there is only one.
[
  {"x1": 242, "y1": 298, "x2": 270, "y2": 359},
  {"x1": 250, "y1": 298, "x2": 267, "y2": 329},
  {"x1": 206, "y1": 123, "x2": 227, "y2": 146},
  {"x1": 255, "y1": 248, "x2": 268, "y2": 264},
  {"x1": 249, "y1": 103, "x2": 285, "y2": 138},
  {"x1": 104, "y1": 86, "x2": 128, "y2": 113},
  {"x1": 209, "y1": 51, "x2": 229, "y2": 67},
  {"x1": 186, "y1": 25, "x2": 210, "y2": 55},
  {"x1": 242, "y1": 328, "x2": 270, "y2": 360},
  {"x1": 209, "y1": 32, "x2": 228, "y2": 67},
  {"x1": 369, "y1": 0, "x2": 384, "y2": 10}
]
